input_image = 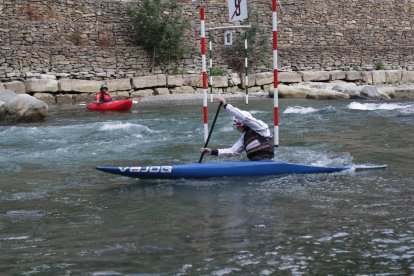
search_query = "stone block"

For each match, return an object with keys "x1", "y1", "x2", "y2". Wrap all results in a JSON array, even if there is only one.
[
  {"x1": 154, "y1": 88, "x2": 170, "y2": 95},
  {"x1": 385, "y1": 70, "x2": 401, "y2": 83},
  {"x1": 0, "y1": 83, "x2": 4, "y2": 89},
  {"x1": 345, "y1": 71, "x2": 362, "y2": 81},
  {"x1": 167, "y1": 75, "x2": 184, "y2": 87},
  {"x1": 4, "y1": 81, "x2": 26, "y2": 94},
  {"x1": 170, "y1": 86, "x2": 195, "y2": 94},
  {"x1": 33, "y1": 93, "x2": 56, "y2": 104},
  {"x1": 40, "y1": 74, "x2": 57, "y2": 80},
  {"x1": 228, "y1": 73, "x2": 241, "y2": 86},
  {"x1": 372, "y1": 71, "x2": 386, "y2": 84},
  {"x1": 74, "y1": 93, "x2": 95, "y2": 103},
  {"x1": 240, "y1": 74, "x2": 256, "y2": 88},
  {"x1": 106, "y1": 78, "x2": 132, "y2": 91},
  {"x1": 302, "y1": 71, "x2": 330, "y2": 82},
  {"x1": 131, "y1": 90, "x2": 154, "y2": 97},
  {"x1": 132, "y1": 74, "x2": 167, "y2": 89},
  {"x1": 361, "y1": 71, "x2": 373, "y2": 84},
  {"x1": 25, "y1": 79, "x2": 58, "y2": 93},
  {"x1": 182, "y1": 74, "x2": 202, "y2": 87},
  {"x1": 402, "y1": 71, "x2": 414, "y2": 83},
  {"x1": 59, "y1": 79, "x2": 101, "y2": 93},
  {"x1": 56, "y1": 94, "x2": 74, "y2": 104},
  {"x1": 279, "y1": 72, "x2": 302, "y2": 83},
  {"x1": 115, "y1": 91, "x2": 130, "y2": 98},
  {"x1": 223, "y1": 86, "x2": 241, "y2": 94},
  {"x1": 329, "y1": 71, "x2": 346, "y2": 80},
  {"x1": 255, "y1": 72, "x2": 274, "y2": 86},
  {"x1": 212, "y1": 76, "x2": 228, "y2": 88}
]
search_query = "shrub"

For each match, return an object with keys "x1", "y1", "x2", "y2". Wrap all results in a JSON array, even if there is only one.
[
  {"x1": 210, "y1": 67, "x2": 226, "y2": 76},
  {"x1": 128, "y1": 0, "x2": 189, "y2": 72},
  {"x1": 375, "y1": 63, "x2": 385, "y2": 70}
]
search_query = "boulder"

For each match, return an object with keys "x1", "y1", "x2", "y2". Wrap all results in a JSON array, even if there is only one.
[
  {"x1": 274, "y1": 85, "x2": 310, "y2": 99},
  {"x1": 4, "y1": 94, "x2": 48, "y2": 122},
  {"x1": 0, "y1": 89, "x2": 18, "y2": 102},
  {"x1": 0, "y1": 100, "x2": 6, "y2": 121},
  {"x1": 332, "y1": 84, "x2": 363, "y2": 99},
  {"x1": 33, "y1": 93, "x2": 56, "y2": 104},
  {"x1": 307, "y1": 89, "x2": 350, "y2": 100},
  {"x1": 360, "y1": 85, "x2": 391, "y2": 100}
]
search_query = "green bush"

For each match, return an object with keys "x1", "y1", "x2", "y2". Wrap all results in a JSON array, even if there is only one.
[
  {"x1": 375, "y1": 63, "x2": 385, "y2": 70},
  {"x1": 352, "y1": 65, "x2": 361, "y2": 71},
  {"x1": 128, "y1": 0, "x2": 189, "y2": 72},
  {"x1": 210, "y1": 67, "x2": 226, "y2": 76}
]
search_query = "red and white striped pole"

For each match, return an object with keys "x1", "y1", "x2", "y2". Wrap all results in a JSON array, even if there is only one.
[
  {"x1": 272, "y1": 0, "x2": 279, "y2": 147},
  {"x1": 200, "y1": 6, "x2": 208, "y2": 142}
]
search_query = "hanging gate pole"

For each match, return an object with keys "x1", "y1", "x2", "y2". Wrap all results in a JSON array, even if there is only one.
[
  {"x1": 272, "y1": 0, "x2": 279, "y2": 147},
  {"x1": 200, "y1": 6, "x2": 209, "y2": 142}
]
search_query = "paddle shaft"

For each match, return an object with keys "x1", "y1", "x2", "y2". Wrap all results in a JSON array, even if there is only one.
[{"x1": 199, "y1": 102, "x2": 223, "y2": 163}]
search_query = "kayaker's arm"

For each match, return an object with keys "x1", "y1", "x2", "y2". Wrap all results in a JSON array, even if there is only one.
[{"x1": 201, "y1": 137, "x2": 244, "y2": 157}]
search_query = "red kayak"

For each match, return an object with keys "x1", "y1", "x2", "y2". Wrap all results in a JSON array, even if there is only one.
[{"x1": 87, "y1": 99, "x2": 133, "y2": 112}]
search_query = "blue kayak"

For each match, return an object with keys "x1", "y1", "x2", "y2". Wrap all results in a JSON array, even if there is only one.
[{"x1": 96, "y1": 161, "x2": 387, "y2": 179}]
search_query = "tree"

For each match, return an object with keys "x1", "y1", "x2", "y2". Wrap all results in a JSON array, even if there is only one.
[{"x1": 128, "y1": 0, "x2": 189, "y2": 72}]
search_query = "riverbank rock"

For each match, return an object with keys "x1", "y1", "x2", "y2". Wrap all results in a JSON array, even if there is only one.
[{"x1": 0, "y1": 89, "x2": 48, "y2": 123}]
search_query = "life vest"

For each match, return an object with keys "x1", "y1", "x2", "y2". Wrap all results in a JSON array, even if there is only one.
[
  {"x1": 243, "y1": 128, "x2": 274, "y2": 161},
  {"x1": 97, "y1": 93, "x2": 112, "y2": 103}
]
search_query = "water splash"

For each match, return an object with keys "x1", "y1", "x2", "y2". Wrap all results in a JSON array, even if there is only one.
[
  {"x1": 348, "y1": 102, "x2": 413, "y2": 111},
  {"x1": 284, "y1": 106, "x2": 319, "y2": 114}
]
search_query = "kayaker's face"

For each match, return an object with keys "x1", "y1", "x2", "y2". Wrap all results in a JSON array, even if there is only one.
[
  {"x1": 101, "y1": 88, "x2": 108, "y2": 94},
  {"x1": 236, "y1": 125, "x2": 245, "y2": 133}
]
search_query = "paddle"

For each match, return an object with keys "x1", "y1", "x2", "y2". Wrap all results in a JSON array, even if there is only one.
[{"x1": 198, "y1": 102, "x2": 223, "y2": 163}]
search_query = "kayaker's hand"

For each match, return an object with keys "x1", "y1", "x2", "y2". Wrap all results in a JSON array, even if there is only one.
[
  {"x1": 218, "y1": 97, "x2": 227, "y2": 106},
  {"x1": 201, "y1": 147, "x2": 211, "y2": 154}
]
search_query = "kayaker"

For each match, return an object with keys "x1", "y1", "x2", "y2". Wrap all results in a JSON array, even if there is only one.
[
  {"x1": 96, "y1": 83, "x2": 113, "y2": 103},
  {"x1": 201, "y1": 97, "x2": 274, "y2": 161}
]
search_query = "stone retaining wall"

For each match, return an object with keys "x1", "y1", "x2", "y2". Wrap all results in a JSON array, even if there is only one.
[
  {"x1": 0, "y1": 0, "x2": 413, "y2": 80},
  {"x1": 1, "y1": 70, "x2": 413, "y2": 104}
]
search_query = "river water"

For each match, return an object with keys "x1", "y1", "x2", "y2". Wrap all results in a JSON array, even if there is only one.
[{"x1": 0, "y1": 97, "x2": 413, "y2": 274}]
